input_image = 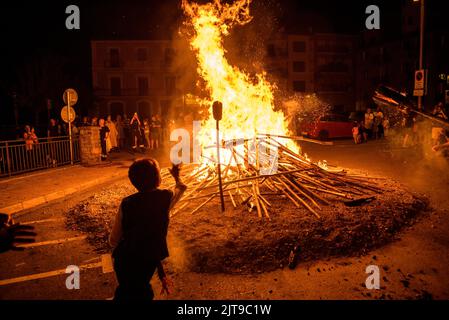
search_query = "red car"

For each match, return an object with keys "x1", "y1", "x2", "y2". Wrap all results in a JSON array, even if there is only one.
[{"x1": 298, "y1": 114, "x2": 354, "y2": 140}]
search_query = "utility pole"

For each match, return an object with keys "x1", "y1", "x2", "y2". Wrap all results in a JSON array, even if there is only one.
[{"x1": 417, "y1": 0, "x2": 425, "y2": 110}]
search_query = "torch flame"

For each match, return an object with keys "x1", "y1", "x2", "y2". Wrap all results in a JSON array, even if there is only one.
[{"x1": 182, "y1": 0, "x2": 297, "y2": 160}]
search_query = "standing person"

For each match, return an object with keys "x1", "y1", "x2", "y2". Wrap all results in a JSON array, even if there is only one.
[
  {"x1": 47, "y1": 118, "x2": 60, "y2": 138},
  {"x1": 150, "y1": 115, "x2": 161, "y2": 150},
  {"x1": 109, "y1": 160, "x2": 186, "y2": 300},
  {"x1": 91, "y1": 117, "x2": 99, "y2": 127},
  {"x1": 47, "y1": 119, "x2": 60, "y2": 167},
  {"x1": 374, "y1": 107, "x2": 384, "y2": 139},
  {"x1": 80, "y1": 116, "x2": 91, "y2": 127},
  {"x1": 359, "y1": 121, "x2": 367, "y2": 143},
  {"x1": 431, "y1": 102, "x2": 448, "y2": 147},
  {"x1": 23, "y1": 125, "x2": 34, "y2": 151},
  {"x1": 432, "y1": 129, "x2": 449, "y2": 156},
  {"x1": 143, "y1": 119, "x2": 151, "y2": 150},
  {"x1": 402, "y1": 108, "x2": 416, "y2": 148},
  {"x1": 106, "y1": 115, "x2": 119, "y2": 152},
  {"x1": 116, "y1": 115, "x2": 125, "y2": 150},
  {"x1": 352, "y1": 122, "x2": 360, "y2": 144},
  {"x1": 30, "y1": 127, "x2": 38, "y2": 145},
  {"x1": 123, "y1": 114, "x2": 131, "y2": 150},
  {"x1": 364, "y1": 108, "x2": 374, "y2": 140},
  {"x1": 130, "y1": 112, "x2": 143, "y2": 152},
  {"x1": 99, "y1": 119, "x2": 110, "y2": 161},
  {"x1": 382, "y1": 116, "x2": 390, "y2": 138}
]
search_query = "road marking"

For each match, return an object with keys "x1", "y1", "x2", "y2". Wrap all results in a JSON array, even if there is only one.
[
  {"x1": 0, "y1": 262, "x2": 100, "y2": 286},
  {"x1": 16, "y1": 235, "x2": 87, "y2": 248},
  {"x1": 0, "y1": 254, "x2": 113, "y2": 286},
  {"x1": 20, "y1": 217, "x2": 65, "y2": 225}
]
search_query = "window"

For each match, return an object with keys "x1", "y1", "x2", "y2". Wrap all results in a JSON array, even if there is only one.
[
  {"x1": 137, "y1": 48, "x2": 148, "y2": 61},
  {"x1": 137, "y1": 101, "x2": 151, "y2": 119},
  {"x1": 110, "y1": 77, "x2": 121, "y2": 96},
  {"x1": 293, "y1": 81, "x2": 306, "y2": 92},
  {"x1": 165, "y1": 76, "x2": 176, "y2": 95},
  {"x1": 164, "y1": 48, "x2": 175, "y2": 67},
  {"x1": 138, "y1": 77, "x2": 149, "y2": 96},
  {"x1": 160, "y1": 100, "x2": 172, "y2": 119},
  {"x1": 293, "y1": 61, "x2": 305, "y2": 73},
  {"x1": 292, "y1": 41, "x2": 306, "y2": 52},
  {"x1": 110, "y1": 102, "x2": 124, "y2": 118},
  {"x1": 109, "y1": 49, "x2": 120, "y2": 68}
]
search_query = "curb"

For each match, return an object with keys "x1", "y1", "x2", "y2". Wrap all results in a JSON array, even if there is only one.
[{"x1": 1, "y1": 170, "x2": 128, "y2": 217}]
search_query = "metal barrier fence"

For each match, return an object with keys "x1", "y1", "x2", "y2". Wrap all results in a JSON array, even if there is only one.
[{"x1": 0, "y1": 136, "x2": 80, "y2": 177}]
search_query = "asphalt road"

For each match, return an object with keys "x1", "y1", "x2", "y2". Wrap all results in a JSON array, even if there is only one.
[{"x1": 1, "y1": 138, "x2": 448, "y2": 300}]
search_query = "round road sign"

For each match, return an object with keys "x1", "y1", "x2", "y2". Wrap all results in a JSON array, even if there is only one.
[
  {"x1": 61, "y1": 106, "x2": 76, "y2": 123},
  {"x1": 63, "y1": 88, "x2": 78, "y2": 106}
]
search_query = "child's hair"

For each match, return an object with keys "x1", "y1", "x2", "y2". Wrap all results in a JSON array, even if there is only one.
[{"x1": 128, "y1": 158, "x2": 161, "y2": 192}]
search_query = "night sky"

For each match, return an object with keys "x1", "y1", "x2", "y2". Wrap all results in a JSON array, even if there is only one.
[{"x1": 0, "y1": 0, "x2": 439, "y2": 130}]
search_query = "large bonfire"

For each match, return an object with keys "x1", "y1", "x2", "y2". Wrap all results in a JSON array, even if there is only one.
[
  {"x1": 161, "y1": 0, "x2": 385, "y2": 220},
  {"x1": 182, "y1": 0, "x2": 297, "y2": 155}
]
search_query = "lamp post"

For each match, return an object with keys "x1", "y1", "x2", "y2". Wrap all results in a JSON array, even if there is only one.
[{"x1": 414, "y1": 0, "x2": 425, "y2": 110}]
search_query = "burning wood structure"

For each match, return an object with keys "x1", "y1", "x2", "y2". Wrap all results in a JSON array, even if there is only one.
[
  {"x1": 162, "y1": 134, "x2": 382, "y2": 220},
  {"x1": 162, "y1": 0, "x2": 381, "y2": 219}
]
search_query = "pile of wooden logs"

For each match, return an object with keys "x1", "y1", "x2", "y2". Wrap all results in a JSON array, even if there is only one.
[{"x1": 161, "y1": 134, "x2": 382, "y2": 220}]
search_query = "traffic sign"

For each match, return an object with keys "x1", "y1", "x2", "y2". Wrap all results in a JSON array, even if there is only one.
[
  {"x1": 61, "y1": 106, "x2": 76, "y2": 123},
  {"x1": 63, "y1": 88, "x2": 78, "y2": 106},
  {"x1": 414, "y1": 70, "x2": 425, "y2": 90},
  {"x1": 414, "y1": 69, "x2": 427, "y2": 96}
]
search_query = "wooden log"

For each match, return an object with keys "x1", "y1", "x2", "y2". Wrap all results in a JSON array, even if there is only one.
[
  {"x1": 252, "y1": 183, "x2": 262, "y2": 218},
  {"x1": 274, "y1": 176, "x2": 321, "y2": 219},
  {"x1": 258, "y1": 133, "x2": 334, "y2": 145},
  {"x1": 268, "y1": 177, "x2": 300, "y2": 208},
  {"x1": 190, "y1": 195, "x2": 216, "y2": 215},
  {"x1": 302, "y1": 185, "x2": 352, "y2": 199},
  {"x1": 280, "y1": 174, "x2": 321, "y2": 210},
  {"x1": 228, "y1": 191, "x2": 237, "y2": 208}
]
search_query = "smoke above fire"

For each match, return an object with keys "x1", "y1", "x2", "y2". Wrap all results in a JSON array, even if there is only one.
[{"x1": 181, "y1": 0, "x2": 297, "y2": 154}]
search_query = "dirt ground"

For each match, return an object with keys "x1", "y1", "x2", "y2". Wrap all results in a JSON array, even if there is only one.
[{"x1": 66, "y1": 175, "x2": 428, "y2": 275}]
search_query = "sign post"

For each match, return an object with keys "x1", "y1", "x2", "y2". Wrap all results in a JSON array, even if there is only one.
[
  {"x1": 62, "y1": 88, "x2": 78, "y2": 165},
  {"x1": 212, "y1": 101, "x2": 225, "y2": 213}
]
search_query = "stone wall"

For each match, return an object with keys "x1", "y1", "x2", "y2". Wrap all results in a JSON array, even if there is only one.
[{"x1": 79, "y1": 126, "x2": 101, "y2": 166}]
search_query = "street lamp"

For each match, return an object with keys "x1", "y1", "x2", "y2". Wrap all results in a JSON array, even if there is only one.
[{"x1": 413, "y1": 0, "x2": 425, "y2": 110}]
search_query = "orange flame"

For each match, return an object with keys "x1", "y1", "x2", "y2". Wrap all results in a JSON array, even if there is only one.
[{"x1": 182, "y1": 0, "x2": 297, "y2": 161}]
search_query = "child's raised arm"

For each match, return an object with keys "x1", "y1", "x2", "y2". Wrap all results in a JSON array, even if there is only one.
[{"x1": 168, "y1": 164, "x2": 187, "y2": 211}]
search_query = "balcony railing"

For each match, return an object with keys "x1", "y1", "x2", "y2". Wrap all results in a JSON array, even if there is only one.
[{"x1": 94, "y1": 88, "x2": 182, "y2": 97}]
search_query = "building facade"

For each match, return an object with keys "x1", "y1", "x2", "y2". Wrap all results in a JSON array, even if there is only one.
[
  {"x1": 91, "y1": 40, "x2": 183, "y2": 119},
  {"x1": 355, "y1": 1, "x2": 449, "y2": 111},
  {"x1": 265, "y1": 33, "x2": 356, "y2": 112}
]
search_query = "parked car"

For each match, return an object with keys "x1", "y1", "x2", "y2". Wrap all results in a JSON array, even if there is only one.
[{"x1": 297, "y1": 113, "x2": 354, "y2": 140}]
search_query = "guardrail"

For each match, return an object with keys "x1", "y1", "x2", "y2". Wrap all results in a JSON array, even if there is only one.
[{"x1": 0, "y1": 136, "x2": 80, "y2": 178}]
